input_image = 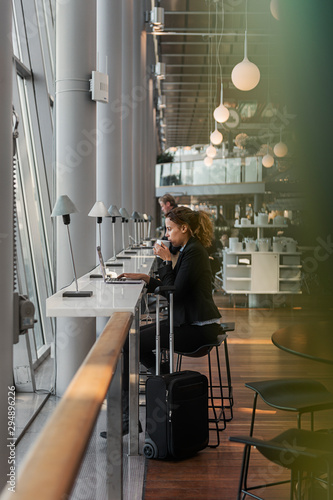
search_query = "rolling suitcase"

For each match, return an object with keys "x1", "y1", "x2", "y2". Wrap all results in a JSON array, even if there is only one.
[{"x1": 143, "y1": 286, "x2": 209, "y2": 460}]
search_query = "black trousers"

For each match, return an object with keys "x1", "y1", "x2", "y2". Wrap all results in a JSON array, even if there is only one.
[{"x1": 122, "y1": 319, "x2": 221, "y2": 390}]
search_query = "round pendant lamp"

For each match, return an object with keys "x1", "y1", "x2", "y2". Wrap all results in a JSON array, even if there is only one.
[
  {"x1": 270, "y1": 0, "x2": 280, "y2": 21},
  {"x1": 206, "y1": 144, "x2": 217, "y2": 158},
  {"x1": 231, "y1": 31, "x2": 260, "y2": 91},
  {"x1": 273, "y1": 129, "x2": 288, "y2": 157},
  {"x1": 204, "y1": 156, "x2": 213, "y2": 167},
  {"x1": 213, "y1": 84, "x2": 230, "y2": 123},
  {"x1": 262, "y1": 144, "x2": 274, "y2": 168},
  {"x1": 210, "y1": 123, "x2": 223, "y2": 145},
  {"x1": 274, "y1": 141, "x2": 288, "y2": 157}
]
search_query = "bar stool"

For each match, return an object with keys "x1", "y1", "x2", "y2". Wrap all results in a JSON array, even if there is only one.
[
  {"x1": 230, "y1": 428, "x2": 333, "y2": 500},
  {"x1": 175, "y1": 323, "x2": 234, "y2": 447},
  {"x1": 237, "y1": 378, "x2": 333, "y2": 499}
]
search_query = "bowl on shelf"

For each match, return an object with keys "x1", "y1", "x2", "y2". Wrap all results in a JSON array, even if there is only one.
[
  {"x1": 244, "y1": 238, "x2": 256, "y2": 252},
  {"x1": 257, "y1": 238, "x2": 270, "y2": 252},
  {"x1": 273, "y1": 215, "x2": 285, "y2": 225},
  {"x1": 273, "y1": 241, "x2": 284, "y2": 252},
  {"x1": 233, "y1": 242, "x2": 243, "y2": 252},
  {"x1": 229, "y1": 237, "x2": 239, "y2": 252},
  {"x1": 258, "y1": 213, "x2": 268, "y2": 225}
]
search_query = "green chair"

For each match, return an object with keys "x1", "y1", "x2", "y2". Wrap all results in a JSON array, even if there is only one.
[
  {"x1": 230, "y1": 427, "x2": 333, "y2": 500},
  {"x1": 236, "y1": 378, "x2": 333, "y2": 499}
]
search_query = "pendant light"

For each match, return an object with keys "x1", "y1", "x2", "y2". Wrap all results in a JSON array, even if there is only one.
[
  {"x1": 262, "y1": 144, "x2": 274, "y2": 168},
  {"x1": 213, "y1": 2, "x2": 230, "y2": 123},
  {"x1": 210, "y1": 122, "x2": 223, "y2": 145},
  {"x1": 274, "y1": 128, "x2": 288, "y2": 157},
  {"x1": 213, "y1": 84, "x2": 230, "y2": 123},
  {"x1": 206, "y1": 144, "x2": 217, "y2": 158},
  {"x1": 231, "y1": 1, "x2": 260, "y2": 91},
  {"x1": 204, "y1": 156, "x2": 213, "y2": 167},
  {"x1": 270, "y1": 0, "x2": 280, "y2": 21}
]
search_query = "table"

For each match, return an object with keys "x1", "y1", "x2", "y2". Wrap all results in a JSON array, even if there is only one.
[
  {"x1": 46, "y1": 249, "x2": 155, "y2": 455},
  {"x1": 272, "y1": 321, "x2": 333, "y2": 365}
]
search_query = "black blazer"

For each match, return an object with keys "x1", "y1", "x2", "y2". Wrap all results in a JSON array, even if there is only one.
[{"x1": 148, "y1": 236, "x2": 221, "y2": 327}]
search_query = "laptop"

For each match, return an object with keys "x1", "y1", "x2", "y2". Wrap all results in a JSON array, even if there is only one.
[{"x1": 96, "y1": 246, "x2": 143, "y2": 284}]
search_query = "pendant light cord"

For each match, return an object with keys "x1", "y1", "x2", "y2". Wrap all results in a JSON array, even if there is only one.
[{"x1": 217, "y1": 0, "x2": 224, "y2": 95}]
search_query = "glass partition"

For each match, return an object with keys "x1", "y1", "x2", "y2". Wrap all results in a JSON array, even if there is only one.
[{"x1": 156, "y1": 157, "x2": 262, "y2": 188}]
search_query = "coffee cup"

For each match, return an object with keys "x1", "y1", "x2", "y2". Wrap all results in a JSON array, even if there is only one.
[{"x1": 156, "y1": 239, "x2": 170, "y2": 248}]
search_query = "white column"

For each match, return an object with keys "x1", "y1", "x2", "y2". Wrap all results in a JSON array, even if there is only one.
[
  {"x1": 54, "y1": 0, "x2": 97, "y2": 396},
  {"x1": 132, "y1": 0, "x2": 144, "y2": 213},
  {"x1": 121, "y1": 0, "x2": 134, "y2": 214},
  {"x1": 146, "y1": 78, "x2": 156, "y2": 218},
  {"x1": 97, "y1": 0, "x2": 123, "y2": 259},
  {"x1": 0, "y1": 1, "x2": 13, "y2": 489}
]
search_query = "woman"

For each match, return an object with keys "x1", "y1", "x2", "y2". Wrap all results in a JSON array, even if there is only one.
[
  {"x1": 122, "y1": 206, "x2": 222, "y2": 373},
  {"x1": 101, "y1": 206, "x2": 222, "y2": 437}
]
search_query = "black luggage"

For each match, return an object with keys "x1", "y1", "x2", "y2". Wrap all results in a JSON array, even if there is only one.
[{"x1": 143, "y1": 287, "x2": 209, "y2": 460}]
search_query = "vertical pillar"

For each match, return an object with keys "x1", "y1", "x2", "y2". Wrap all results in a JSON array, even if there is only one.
[
  {"x1": 140, "y1": 30, "x2": 148, "y2": 214},
  {"x1": 54, "y1": 0, "x2": 97, "y2": 396},
  {"x1": 97, "y1": 0, "x2": 123, "y2": 258},
  {"x1": 146, "y1": 78, "x2": 156, "y2": 219},
  {"x1": 132, "y1": 0, "x2": 144, "y2": 213},
  {"x1": 121, "y1": 0, "x2": 134, "y2": 214},
  {"x1": 0, "y1": 1, "x2": 13, "y2": 489}
]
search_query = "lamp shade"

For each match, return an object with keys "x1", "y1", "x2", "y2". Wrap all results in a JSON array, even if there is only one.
[
  {"x1": 213, "y1": 104, "x2": 230, "y2": 124},
  {"x1": 206, "y1": 144, "x2": 217, "y2": 158},
  {"x1": 204, "y1": 156, "x2": 213, "y2": 167},
  {"x1": 210, "y1": 128, "x2": 223, "y2": 145},
  {"x1": 231, "y1": 31, "x2": 260, "y2": 91},
  {"x1": 131, "y1": 211, "x2": 141, "y2": 220},
  {"x1": 51, "y1": 195, "x2": 78, "y2": 217},
  {"x1": 231, "y1": 58, "x2": 260, "y2": 91},
  {"x1": 88, "y1": 201, "x2": 109, "y2": 218},
  {"x1": 108, "y1": 205, "x2": 121, "y2": 217},
  {"x1": 119, "y1": 207, "x2": 130, "y2": 219},
  {"x1": 273, "y1": 141, "x2": 288, "y2": 157},
  {"x1": 270, "y1": 0, "x2": 280, "y2": 20},
  {"x1": 262, "y1": 153, "x2": 274, "y2": 168}
]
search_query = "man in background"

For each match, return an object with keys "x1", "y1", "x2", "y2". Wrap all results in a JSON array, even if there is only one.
[{"x1": 158, "y1": 193, "x2": 180, "y2": 263}]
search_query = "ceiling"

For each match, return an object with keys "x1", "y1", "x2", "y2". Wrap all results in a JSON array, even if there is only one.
[{"x1": 149, "y1": 0, "x2": 287, "y2": 151}]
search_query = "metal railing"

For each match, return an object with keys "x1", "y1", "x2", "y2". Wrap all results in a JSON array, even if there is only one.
[{"x1": 0, "y1": 311, "x2": 133, "y2": 500}]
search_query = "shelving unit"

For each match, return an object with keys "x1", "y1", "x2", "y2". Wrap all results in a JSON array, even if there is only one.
[
  {"x1": 222, "y1": 250, "x2": 302, "y2": 304},
  {"x1": 234, "y1": 222, "x2": 287, "y2": 239}
]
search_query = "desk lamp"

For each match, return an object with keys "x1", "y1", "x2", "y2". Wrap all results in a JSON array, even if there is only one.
[
  {"x1": 51, "y1": 195, "x2": 93, "y2": 297},
  {"x1": 88, "y1": 201, "x2": 109, "y2": 249},
  {"x1": 142, "y1": 213, "x2": 148, "y2": 240},
  {"x1": 131, "y1": 211, "x2": 141, "y2": 246},
  {"x1": 108, "y1": 205, "x2": 122, "y2": 264},
  {"x1": 119, "y1": 207, "x2": 130, "y2": 250},
  {"x1": 147, "y1": 215, "x2": 153, "y2": 240},
  {"x1": 138, "y1": 213, "x2": 143, "y2": 243},
  {"x1": 120, "y1": 207, "x2": 137, "y2": 255}
]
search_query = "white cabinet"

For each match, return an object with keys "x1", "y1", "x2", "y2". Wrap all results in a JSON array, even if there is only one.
[
  {"x1": 222, "y1": 250, "x2": 302, "y2": 295},
  {"x1": 251, "y1": 253, "x2": 278, "y2": 292}
]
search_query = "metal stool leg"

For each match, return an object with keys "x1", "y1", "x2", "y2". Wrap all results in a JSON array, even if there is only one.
[{"x1": 222, "y1": 338, "x2": 234, "y2": 417}]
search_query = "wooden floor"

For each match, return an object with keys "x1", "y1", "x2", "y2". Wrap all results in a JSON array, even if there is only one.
[{"x1": 143, "y1": 293, "x2": 333, "y2": 500}]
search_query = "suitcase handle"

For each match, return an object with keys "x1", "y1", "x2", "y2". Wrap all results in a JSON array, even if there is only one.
[{"x1": 153, "y1": 287, "x2": 175, "y2": 375}]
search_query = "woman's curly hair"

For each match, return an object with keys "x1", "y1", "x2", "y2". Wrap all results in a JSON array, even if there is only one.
[{"x1": 165, "y1": 206, "x2": 213, "y2": 248}]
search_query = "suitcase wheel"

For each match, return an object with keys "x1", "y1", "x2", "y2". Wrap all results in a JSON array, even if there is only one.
[{"x1": 143, "y1": 438, "x2": 158, "y2": 459}]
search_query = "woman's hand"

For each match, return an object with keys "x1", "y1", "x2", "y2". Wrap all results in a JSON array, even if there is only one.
[
  {"x1": 154, "y1": 242, "x2": 171, "y2": 262},
  {"x1": 117, "y1": 272, "x2": 150, "y2": 284}
]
